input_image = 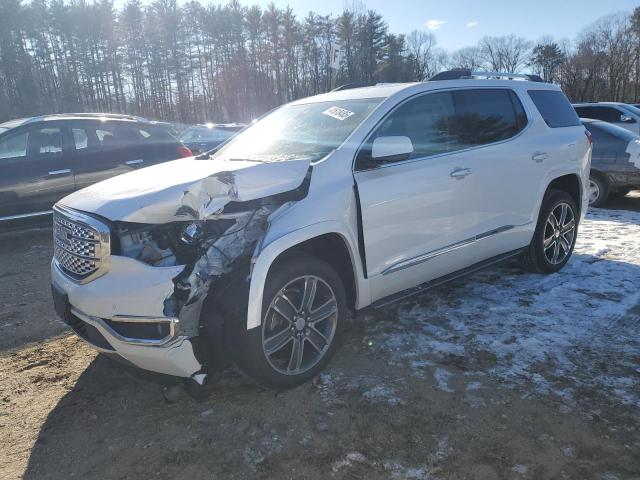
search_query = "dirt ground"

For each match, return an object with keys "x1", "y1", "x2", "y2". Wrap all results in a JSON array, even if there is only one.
[{"x1": 1, "y1": 194, "x2": 639, "y2": 480}]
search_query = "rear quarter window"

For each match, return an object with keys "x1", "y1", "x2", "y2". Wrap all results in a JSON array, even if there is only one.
[{"x1": 528, "y1": 90, "x2": 580, "y2": 128}]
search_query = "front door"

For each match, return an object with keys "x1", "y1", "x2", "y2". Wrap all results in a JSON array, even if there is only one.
[
  {"x1": 354, "y1": 90, "x2": 484, "y2": 301},
  {"x1": 0, "y1": 123, "x2": 75, "y2": 219}
]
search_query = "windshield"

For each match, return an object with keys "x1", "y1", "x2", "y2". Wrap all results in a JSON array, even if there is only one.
[
  {"x1": 180, "y1": 127, "x2": 237, "y2": 143},
  {"x1": 213, "y1": 98, "x2": 383, "y2": 162}
]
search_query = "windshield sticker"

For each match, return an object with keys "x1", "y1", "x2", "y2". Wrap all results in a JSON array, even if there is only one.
[{"x1": 322, "y1": 106, "x2": 355, "y2": 121}]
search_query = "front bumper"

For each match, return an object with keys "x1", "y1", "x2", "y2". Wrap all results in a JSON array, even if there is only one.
[{"x1": 51, "y1": 258, "x2": 202, "y2": 378}]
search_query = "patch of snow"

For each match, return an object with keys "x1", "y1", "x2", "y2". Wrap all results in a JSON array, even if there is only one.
[
  {"x1": 433, "y1": 368, "x2": 453, "y2": 392},
  {"x1": 363, "y1": 384, "x2": 404, "y2": 406},
  {"x1": 366, "y1": 209, "x2": 640, "y2": 409},
  {"x1": 512, "y1": 464, "x2": 528, "y2": 476},
  {"x1": 332, "y1": 452, "x2": 366, "y2": 472}
]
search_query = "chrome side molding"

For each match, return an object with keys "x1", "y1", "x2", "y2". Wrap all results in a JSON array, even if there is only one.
[{"x1": 382, "y1": 225, "x2": 515, "y2": 275}]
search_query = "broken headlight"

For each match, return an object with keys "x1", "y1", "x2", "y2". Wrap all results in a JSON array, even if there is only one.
[{"x1": 180, "y1": 222, "x2": 204, "y2": 245}]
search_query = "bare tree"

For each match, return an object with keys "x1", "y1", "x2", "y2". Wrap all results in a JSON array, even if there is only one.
[
  {"x1": 479, "y1": 35, "x2": 532, "y2": 72},
  {"x1": 406, "y1": 30, "x2": 439, "y2": 80}
]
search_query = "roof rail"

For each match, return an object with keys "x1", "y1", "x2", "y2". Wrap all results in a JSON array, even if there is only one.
[{"x1": 429, "y1": 69, "x2": 545, "y2": 82}]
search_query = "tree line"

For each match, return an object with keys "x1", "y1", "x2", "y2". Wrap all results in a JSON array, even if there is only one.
[{"x1": 1, "y1": 0, "x2": 640, "y2": 124}]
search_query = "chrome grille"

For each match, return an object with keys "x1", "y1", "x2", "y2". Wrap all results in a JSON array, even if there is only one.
[{"x1": 53, "y1": 207, "x2": 110, "y2": 283}]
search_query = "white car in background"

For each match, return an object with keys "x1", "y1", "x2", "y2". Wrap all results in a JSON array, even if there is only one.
[{"x1": 50, "y1": 70, "x2": 591, "y2": 391}]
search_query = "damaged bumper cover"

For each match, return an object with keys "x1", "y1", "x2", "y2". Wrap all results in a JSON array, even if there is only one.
[{"x1": 51, "y1": 256, "x2": 202, "y2": 378}]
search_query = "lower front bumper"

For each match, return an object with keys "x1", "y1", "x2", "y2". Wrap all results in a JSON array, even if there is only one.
[{"x1": 51, "y1": 262, "x2": 202, "y2": 378}]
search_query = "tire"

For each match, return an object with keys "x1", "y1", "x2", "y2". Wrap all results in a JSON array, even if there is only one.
[
  {"x1": 520, "y1": 190, "x2": 578, "y2": 274},
  {"x1": 611, "y1": 188, "x2": 631, "y2": 198},
  {"x1": 233, "y1": 253, "x2": 346, "y2": 389},
  {"x1": 588, "y1": 174, "x2": 609, "y2": 207}
]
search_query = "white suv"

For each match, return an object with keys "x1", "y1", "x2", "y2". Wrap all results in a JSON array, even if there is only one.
[{"x1": 51, "y1": 71, "x2": 591, "y2": 389}]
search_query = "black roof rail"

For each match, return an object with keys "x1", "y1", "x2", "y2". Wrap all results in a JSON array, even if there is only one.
[{"x1": 429, "y1": 69, "x2": 545, "y2": 82}]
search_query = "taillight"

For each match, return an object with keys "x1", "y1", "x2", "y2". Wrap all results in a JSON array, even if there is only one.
[
  {"x1": 177, "y1": 145, "x2": 193, "y2": 157},
  {"x1": 584, "y1": 129, "x2": 592, "y2": 145}
]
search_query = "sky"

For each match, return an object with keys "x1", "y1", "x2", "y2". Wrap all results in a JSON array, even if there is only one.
[{"x1": 243, "y1": 0, "x2": 639, "y2": 50}]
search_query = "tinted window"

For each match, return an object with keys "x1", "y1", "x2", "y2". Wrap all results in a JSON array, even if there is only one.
[
  {"x1": 357, "y1": 89, "x2": 526, "y2": 168},
  {"x1": 528, "y1": 90, "x2": 580, "y2": 128},
  {"x1": 451, "y1": 89, "x2": 525, "y2": 146},
  {"x1": 370, "y1": 91, "x2": 457, "y2": 160},
  {"x1": 582, "y1": 106, "x2": 624, "y2": 123},
  {"x1": 573, "y1": 106, "x2": 592, "y2": 118}
]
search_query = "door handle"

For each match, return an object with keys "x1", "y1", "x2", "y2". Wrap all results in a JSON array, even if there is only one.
[
  {"x1": 48, "y1": 169, "x2": 72, "y2": 176},
  {"x1": 125, "y1": 159, "x2": 144, "y2": 165},
  {"x1": 450, "y1": 167, "x2": 472, "y2": 179},
  {"x1": 532, "y1": 152, "x2": 549, "y2": 163}
]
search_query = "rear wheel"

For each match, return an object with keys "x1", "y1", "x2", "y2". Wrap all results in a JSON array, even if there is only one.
[
  {"x1": 234, "y1": 253, "x2": 345, "y2": 389},
  {"x1": 520, "y1": 190, "x2": 578, "y2": 274},
  {"x1": 588, "y1": 174, "x2": 609, "y2": 207}
]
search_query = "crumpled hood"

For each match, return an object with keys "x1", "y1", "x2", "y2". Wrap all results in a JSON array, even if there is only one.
[{"x1": 59, "y1": 156, "x2": 311, "y2": 223}]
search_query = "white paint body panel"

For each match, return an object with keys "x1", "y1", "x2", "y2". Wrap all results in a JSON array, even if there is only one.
[{"x1": 52, "y1": 79, "x2": 591, "y2": 378}]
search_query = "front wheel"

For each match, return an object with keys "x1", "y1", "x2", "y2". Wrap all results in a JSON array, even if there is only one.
[
  {"x1": 234, "y1": 253, "x2": 346, "y2": 389},
  {"x1": 520, "y1": 190, "x2": 578, "y2": 274}
]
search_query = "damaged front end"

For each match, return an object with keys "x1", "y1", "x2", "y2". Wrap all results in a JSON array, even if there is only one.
[{"x1": 111, "y1": 169, "x2": 311, "y2": 378}]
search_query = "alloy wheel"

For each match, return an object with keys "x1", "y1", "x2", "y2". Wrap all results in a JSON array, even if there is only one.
[
  {"x1": 588, "y1": 179, "x2": 600, "y2": 205},
  {"x1": 543, "y1": 202, "x2": 576, "y2": 265},
  {"x1": 261, "y1": 275, "x2": 338, "y2": 376}
]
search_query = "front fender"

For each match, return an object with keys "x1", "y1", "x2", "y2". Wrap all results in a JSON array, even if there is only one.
[{"x1": 246, "y1": 220, "x2": 369, "y2": 330}]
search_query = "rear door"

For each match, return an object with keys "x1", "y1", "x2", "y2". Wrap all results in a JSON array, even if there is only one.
[
  {"x1": 129, "y1": 125, "x2": 182, "y2": 166},
  {"x1": 0, "y1": 123, "x2": 75, "y2": 219}
]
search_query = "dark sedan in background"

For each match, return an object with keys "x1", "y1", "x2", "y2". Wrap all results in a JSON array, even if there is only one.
[
  {"x1": 581, "y1": 118, "x2": 640, "y2": 206},
  {"x1": 179, "y1": 123, "x2": 245, "y2": 154},
  {"x1": 0, "y1": 113, "x2": 192, "y2": 224}
]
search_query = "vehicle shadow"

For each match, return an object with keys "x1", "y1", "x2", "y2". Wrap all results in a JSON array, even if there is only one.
[
  {"x1": 21, "y1": 353, "x2": 266, "y2": 479},
  {"x1": 601, "y1": 190, "x2": 640, "y2": 213}
]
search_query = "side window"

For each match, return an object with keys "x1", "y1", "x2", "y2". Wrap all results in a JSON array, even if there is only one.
[
  {"x1": 589, "y1": 107, "x2": 624, "y2": 123},
  {"x1": 528, "y1": 90, "x2": 581, "y2": 128},
  {"x1": 26, "y1": 127, "x2": 63, "y2": 159},
  {"x1": 356, "y1": 89, "x2": 527, "y2": 169},
  {"x1": 357, "y1": 91, "x2": 457, "y2": 168},
  {"x1": 450, "y1": 89, "x2": 525, "y2": 146},
  {"x1": 0, "y1": 131, "x2": 28, "y2": 159},
  {"x1": 574, "y1": 106, "x2": 591, "y2": 119}
]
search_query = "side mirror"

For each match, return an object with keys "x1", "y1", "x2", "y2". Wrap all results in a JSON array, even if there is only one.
[
  {"x1": 620, "y1": 114, "x2": 635, "y2": 123},
  {"x1": 371, "y1": 136, "x2": 414, "y2": 162}
]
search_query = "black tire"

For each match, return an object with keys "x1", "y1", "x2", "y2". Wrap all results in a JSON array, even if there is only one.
[
  {"x1": 233, "y1": 253, "x2": 346, "y2": 389},
  {"x1": 611, "y1": 188, "x2": 631, "y2": 198},
  {"x1": 588, "y1": 173, "x2": 609, "y2": 207},
  {"x1": 520, "y1": 190, "x2": 579, "y2": 274}
]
